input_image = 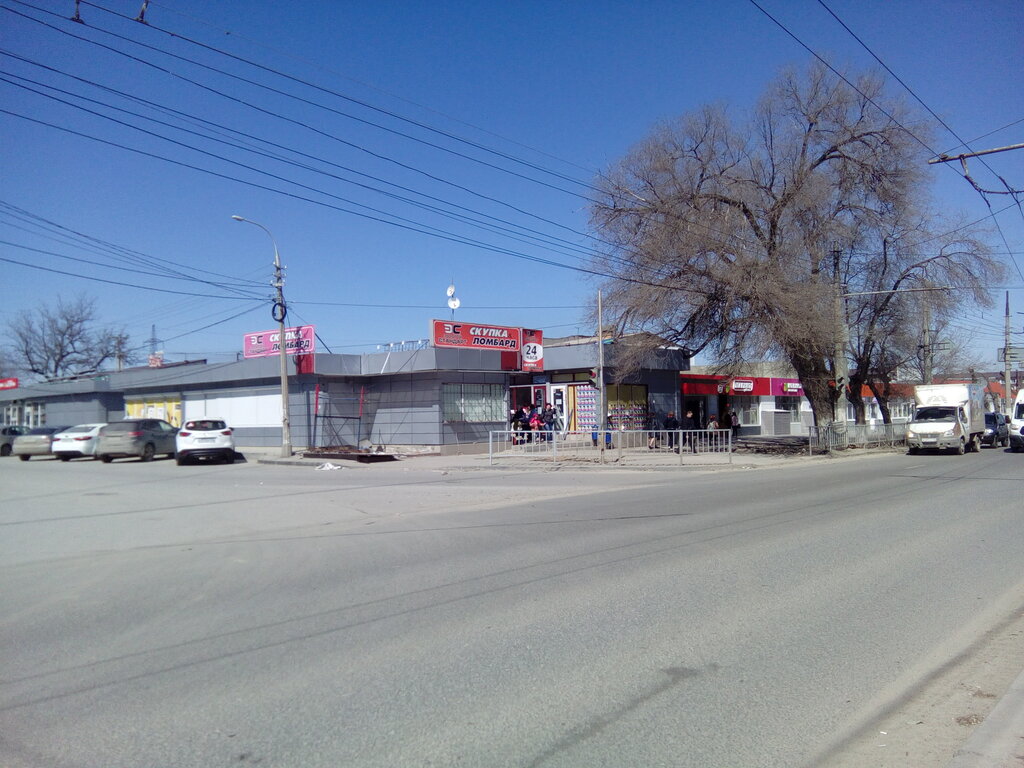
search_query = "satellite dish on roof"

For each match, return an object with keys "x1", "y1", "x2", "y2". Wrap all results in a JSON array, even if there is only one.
[
  {"x1": 446, "y1": 283, "x2": 456, "y2": 297},
  {"x1": 447, "y1": 296, "x2": 461, "y2": 310}
]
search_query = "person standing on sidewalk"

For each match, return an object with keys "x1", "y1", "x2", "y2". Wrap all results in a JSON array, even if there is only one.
[
  {"x1": 681, "y1": 409, "x2": 699, "y2": 452},
  {"x1": 663, "y1": 411, "x2": 680, "y2": 451}
]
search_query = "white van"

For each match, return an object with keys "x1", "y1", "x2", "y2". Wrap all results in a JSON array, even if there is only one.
[{"x1": 1010, "y1": 389, "x2": 1024, "y2": 452}]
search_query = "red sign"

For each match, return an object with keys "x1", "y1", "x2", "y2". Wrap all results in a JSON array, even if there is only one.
[
  {"x1": 522, "y1": 328, "x2": 544, "y2": 372},
  {"x1": 431, "y1": 320, "x2": 521, "y2": 351},
  {"x1": 0, "y1": 377, "x2": 18, "y2": 390},
  {"x1": 243, "y1": 325, "x2": 315, "y2": 358}
]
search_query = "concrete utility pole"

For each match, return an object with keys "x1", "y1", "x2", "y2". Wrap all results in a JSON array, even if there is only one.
[
  {"x1": 922, "y1": 304, "x2": 933, "y2": 385},
  {"x1": 832, "y1": 244, "x2": 849, "y2": 424},
  {"x1": 232, "y1": 215, "x2": 293, "y2": 457},
  {"x1": 1005, "y1": 292, "x2": 1013, "y2": 413},
  {"x1": 597, "y1": 289, "x2": 606, "y2": 463}
]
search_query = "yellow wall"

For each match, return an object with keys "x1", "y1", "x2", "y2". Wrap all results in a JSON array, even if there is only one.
[{"x1": 125, "y1": 397, "x2": 182, "y2": 427}]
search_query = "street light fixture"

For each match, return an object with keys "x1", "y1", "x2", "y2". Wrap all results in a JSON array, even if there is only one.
[{"x1": 231, "y1": 215, "x2": 293, "y2": 457}]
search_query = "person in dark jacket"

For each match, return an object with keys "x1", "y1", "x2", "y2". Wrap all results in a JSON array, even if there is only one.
[
  {"x1": 663, "y1": 411, "x2": 680, "y2": 450},
  {"x1": 681, "y1": 409, "x2": 698, "y2": 452}
]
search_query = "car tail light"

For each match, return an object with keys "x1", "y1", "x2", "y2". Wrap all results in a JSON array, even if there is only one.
[
  {"x1": 221, "y1": 430, "x2": 232, "y2": 435},
  {"x1": 127, "y1": 431, "x2": 143, "y2": 437},
  {"x1": 178, "y1": 431, "x2": 191, "y2": 437},
  {"x1": 74, "y1": 436, "x2": 93, "y2": 441}
]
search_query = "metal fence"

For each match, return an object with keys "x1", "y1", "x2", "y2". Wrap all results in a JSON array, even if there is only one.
[
  {"x1": 809, "y1": 422, "x2": 907, "y2": 453},
  {"x1": 488, "y1": 429, "x2": 733, "y2": 465}
]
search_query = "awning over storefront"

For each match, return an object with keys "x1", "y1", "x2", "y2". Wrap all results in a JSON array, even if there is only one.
[{"x1": 680, "y1": 373, "x2": 803, "y2": 397}]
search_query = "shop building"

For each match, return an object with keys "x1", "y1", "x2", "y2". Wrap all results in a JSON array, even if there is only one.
[
  {"x1": 680, "y1": 365, "x2": 812, "y2": 436},
  {"x1": 0, "y1": 336, "x2": 688, "y2": 453}
]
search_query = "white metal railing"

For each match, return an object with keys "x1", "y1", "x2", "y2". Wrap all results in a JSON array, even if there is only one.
[
  {"x1": 488, "y1": 429, "x2": 733, "y2": 465},
  {"x1": 809, "y1": 422, "x2": 907, "y2": 453}
]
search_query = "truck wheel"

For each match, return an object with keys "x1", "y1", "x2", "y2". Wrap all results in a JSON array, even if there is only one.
[
  {"x1": 971, "y1": 436, "x2": 981, "y2": 452},
  {"x1": 907, "y1": 447, "x2": 919, "y2": 455},
  {"x1": 955, "y1": 439, "x2": 965, "y2": 455}
]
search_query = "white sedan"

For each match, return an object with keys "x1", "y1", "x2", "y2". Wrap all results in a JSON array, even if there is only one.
[{"x1": 52, "y1": 423, "x2": 107, "y2": 460}]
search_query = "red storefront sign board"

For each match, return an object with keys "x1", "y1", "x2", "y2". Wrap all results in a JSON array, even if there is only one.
[
  {"x1": 0, "y1": 377, "x2": 18, "y2": 390},
  {"x1": 521, "y1": 328, "x2": 544, "y2": 372},
  {"x1": 679, "y1": 374, "x2": 774, "y2": 396},
  {"x1": 431, "y1": 320, "x2": 522, "y2": 351}
]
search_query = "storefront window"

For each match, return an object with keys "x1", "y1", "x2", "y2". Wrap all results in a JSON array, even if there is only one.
[
  {"x1": 2, "y1": 403, "x2": 21, "y2": 425},
  {"x1": 23, "y1": 402, "x2": 45, "y2": 427},
  {"x1": 732, "y1": 396, "x2": 759, "y2": 426},
  {"x1": 442, "y1": 383, "x2": 505, "y2": 422},
  {"x1": 775, "y1": 396, "x2": 801, "y2": 421}
]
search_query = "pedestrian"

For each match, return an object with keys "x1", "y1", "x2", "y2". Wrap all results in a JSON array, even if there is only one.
[
  {"x1": 707, "y1": 414, "x2": 719, "y2": 431},
  {"x1": 719, "y1": 409, "x2": 732, "y2": 430},
  {"x1": 681, "y1": 409, "x2": 698, "y2": 452},
  {"x1": 541, "y1": 402, "x2": 556, "y2": 440},
  {"x1": 663, "y1": 411, "x2": 680, "y2": 451},
  {"x1": 730, "y1": 410, "x2": 740, "y2": 441}
]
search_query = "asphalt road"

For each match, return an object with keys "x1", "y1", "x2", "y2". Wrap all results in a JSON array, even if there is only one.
[{"x1": 1, "y1": 448, "x2": 1022, "y2": 767}]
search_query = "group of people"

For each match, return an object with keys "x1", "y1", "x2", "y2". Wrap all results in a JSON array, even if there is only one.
[
  {"x1": 656, "y1": 408, "x2": 739, "y2": 452},
  {"x1": 509, "y1": 403, "x2": 557, "y2": 443}
]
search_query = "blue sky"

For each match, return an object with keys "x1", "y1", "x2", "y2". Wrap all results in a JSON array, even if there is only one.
[{"x1": 1, "y1": 0, "x2": 1021, "y2": 368}]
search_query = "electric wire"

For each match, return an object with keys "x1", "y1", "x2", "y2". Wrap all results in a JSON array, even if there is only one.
[
  {"x1": 0, "y1": 66, "x2": 609, "y2": 263},
  {"x1": 143, "y1": 0, "x2": 599, "y2": 180},
  {"x1": 77, "y1": 0, "x2": 595, "y2": 189}
]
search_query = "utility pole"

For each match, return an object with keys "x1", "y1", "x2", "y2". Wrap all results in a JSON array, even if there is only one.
[
  {"x1": 597, "y1": 289, "x2": 606, "y2": 463},
  {"x1": 922, "y1": 305, "x2": 933, "y2": 385},
  {"x1": 832, "y1": 244, "x2": 849, "y2": 424},
  {"x1": 1005, "y1": 291, "x2": 1013, "y2": 413},
  {"x1": 232, "y1": 215, "x2": 292, "y2": 457}
]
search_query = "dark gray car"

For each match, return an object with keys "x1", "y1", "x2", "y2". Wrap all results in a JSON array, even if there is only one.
[
  {"x1": 1, "y1": 425, "x2": 29, "y2": 457},
  {"x1": 982, "y1": 412, "x2": 1009, "y2": 448},
  {"x1": 96, "y1": 419, "x2": 178, "y2": 462}
]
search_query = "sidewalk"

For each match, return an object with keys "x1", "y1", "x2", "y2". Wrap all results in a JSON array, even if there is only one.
[
  {"x1": 248, "y1": 435, "x2": 883, "y2": 472},
  {"x1": 946, "y1": 666, "x2": 1024, "y2": 768}
]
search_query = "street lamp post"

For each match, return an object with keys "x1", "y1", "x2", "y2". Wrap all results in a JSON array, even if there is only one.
[{"x1": 231, "y1": 215, "x2": 293, "y2": 457}]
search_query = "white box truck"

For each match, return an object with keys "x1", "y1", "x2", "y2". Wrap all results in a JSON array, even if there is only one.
[{"x1": 906, "y1": 383, "x2": 985, "y2": 454}]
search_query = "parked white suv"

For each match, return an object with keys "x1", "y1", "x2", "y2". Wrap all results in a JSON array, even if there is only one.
[{"x1": 175, "y1": 419, "x2": 235, "y2": 465}]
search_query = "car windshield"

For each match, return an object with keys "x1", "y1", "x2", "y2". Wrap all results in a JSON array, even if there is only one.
[
  {"x1": 104, "y1": 422, "x2": 141, "y2": 433},
  {"x1": 914, "y1": 406, "x2": 955, "y2": 421},
  {"x1": 185, "y1": 420, "x2": 227, "y2": 431},
  {"x1": 27, "y1": 427, "x2": 58, "y2": 435},
  {"x1": 985, "y1": 414, "x2": 997, "y2": 426}
]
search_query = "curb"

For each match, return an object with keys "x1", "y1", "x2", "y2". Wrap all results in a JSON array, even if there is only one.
[{"x1": 946, "y1": 667, "x2": 1024, "y2": 768}]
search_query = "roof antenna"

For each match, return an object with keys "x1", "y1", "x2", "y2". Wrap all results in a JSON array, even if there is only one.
[
  {"x1": 135, "y1": 1, "x2": 150, "y2": 23},
  {"x1": 71, "y1": 0, "x2": 84, "y2": 23}
]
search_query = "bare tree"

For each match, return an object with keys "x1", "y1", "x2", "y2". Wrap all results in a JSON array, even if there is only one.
[
  {"x1": 7, "y1": 296, "x2": 132, "y2": 380},
  {"x1": 590, "y1": 62, "x2": 1001, "y2": 425}
]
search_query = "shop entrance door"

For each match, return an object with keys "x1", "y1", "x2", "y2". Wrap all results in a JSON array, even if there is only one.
[{"x1": 550, "y1": 384, "x2": 568, "y2": 431}]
